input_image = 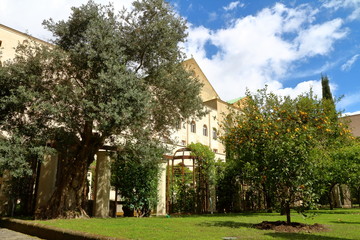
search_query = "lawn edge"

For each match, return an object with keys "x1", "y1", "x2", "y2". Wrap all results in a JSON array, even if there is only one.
[{"x1": 0, "y1": 217, "x2": 126, "y2": 240}]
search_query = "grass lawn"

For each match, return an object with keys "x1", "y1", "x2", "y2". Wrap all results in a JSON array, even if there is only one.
[{"x1": 34, "y1": 208, "x2": 360, "y2": 240}]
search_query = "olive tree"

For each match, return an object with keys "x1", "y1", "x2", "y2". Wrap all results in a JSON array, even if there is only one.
[{"x1": 0, "y1": 0, "x2": 203, "y2": 219}]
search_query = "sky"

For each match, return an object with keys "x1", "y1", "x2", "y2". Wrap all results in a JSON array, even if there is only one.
[{"x1": 1, "y1": 0, "x2": 360, "y2": 115}]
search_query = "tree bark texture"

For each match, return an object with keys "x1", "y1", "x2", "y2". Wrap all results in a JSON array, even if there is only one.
[
  {"x1": 35, "y1": 123, "x2": 103, "y2": 219},
  {"x1": 285, "y1": 201, "x2": 291, "y2": 224}
]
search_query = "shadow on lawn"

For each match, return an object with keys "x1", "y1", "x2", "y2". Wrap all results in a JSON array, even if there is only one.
[
  {"x1": 197, "y1": 221, "x2": 253, "y2": 228},
  {"x1": 170, "y1": 212, "x2": 278, "y2": 218},
  {"x1": 265, "y1": 232, "x2": 352, "y2": 240},
  {"x1": 330, "y1": 221, "x2": 360, "y2": 224}
]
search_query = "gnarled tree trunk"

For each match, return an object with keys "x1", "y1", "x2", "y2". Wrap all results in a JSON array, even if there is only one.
[
  {"x1": 35, "y1": 123, "x2": 103, "y2": 219},
  {"x1": 35, "y1": 152, "x2": 90, "y2": 219}
]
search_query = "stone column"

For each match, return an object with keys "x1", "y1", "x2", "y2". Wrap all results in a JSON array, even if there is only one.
[
  {"x1": 341, "y1": 184, "x2": 352, "y2": 208},
  {"x1": 93, "y1": 151, "x2": 111, "y2": 218},
  {"x1": 156, "y1": 162, "x2": 167, "y2": 215},
  {"x1": 36, "y1": 154, "x2": 58, "y2": 210}
]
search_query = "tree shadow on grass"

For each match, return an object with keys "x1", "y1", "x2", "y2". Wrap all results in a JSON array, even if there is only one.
[
  {"x1": 169, "y1": 212, "x2": 279, "y2": 218},
  {"x1": 330, "y1": 221, "x2": 360, "y2": 224},
  {"x1": 197, "y1": 221, "x2": 253, "y2": 228},
  {"x1": 265, "y1": 232, "x2": 352, "y2": 240}
]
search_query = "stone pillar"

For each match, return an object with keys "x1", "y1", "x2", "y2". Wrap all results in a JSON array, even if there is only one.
[
  {"x1": 341, "y1": 184, "x2": 352, "y2": 208},
  {"x1": 332, "y1": 184, "x2": 342, "y2": 208},
  {"x1": 36, "y1": 154, "x2": 58, "y2": 209},
  {"x1": 93, "y1": 151, "x2": 111, "y2": 218},
  {"x1": 156, "y1": 162, "x2": 167, "y2": 215},
  {"x1": 332, "y1": 184, "x2": 352, "y2": 208}
]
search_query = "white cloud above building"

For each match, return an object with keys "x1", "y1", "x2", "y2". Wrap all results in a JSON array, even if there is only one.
[{"x1": 183, "y1": 3, "x2": 347, "y2": 100}]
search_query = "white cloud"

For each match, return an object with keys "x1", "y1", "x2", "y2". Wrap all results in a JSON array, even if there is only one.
[
  {"x1": 341, "y1": 54, "x2": 360, "y2": 71},
  {"x1": 294, "y1": 19, "x2": 347, "y2": 58},
  {"x1": 323, "y1": 0, "x2": 360, "y2": 21},
  {"x1": 223, "y1": 1, "x2": 244, "y2": 11},
  {"x1": 208, "y1": 12, "x2": 218, "y2": 22},
  {"x1": 184, "y1": 3, "x2": 347, "y2": 101},
  {"x1": 275, "y1": 80, "x2": 322, "y2": 98},
  {"x1": 343, "y1": 110, "x2": 360, "y2": 116},
  {"x1": 0, "y1": 0, "x2": 134, "y2": 41},
  {"x1": 185, "y1": 25, "x2": 212, "y2": 59}
]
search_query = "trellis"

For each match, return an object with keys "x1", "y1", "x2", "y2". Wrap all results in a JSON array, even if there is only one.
[{"x1": 166, "y1": 148, "x2": 211, "y2": 214}]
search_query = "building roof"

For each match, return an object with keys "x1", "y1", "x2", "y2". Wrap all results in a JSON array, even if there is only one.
[
  {"x1": 182, "y1": 58, "x2": 220, "y2": 102},
  {"x1": 227, "y1": 97, "x2": 244, "y2": 104},
  {"x1": 0, "y1": 24, "x2": 49, "y2": 45}
]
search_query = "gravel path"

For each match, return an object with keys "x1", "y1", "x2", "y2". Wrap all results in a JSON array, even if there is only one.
[{"x1": 0, "y1": 227, "x2": 41, "y2": 240}]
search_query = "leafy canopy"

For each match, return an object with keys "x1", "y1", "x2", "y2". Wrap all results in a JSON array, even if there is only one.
[
  {"x1": 0, "y1": 0, "x2": 204, "y2": 218},
  {"x1": 222, "y1": 88, "x2": 353, "y2": 223}
]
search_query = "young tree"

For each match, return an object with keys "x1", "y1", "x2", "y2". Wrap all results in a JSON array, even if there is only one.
[
  {"x1": 111, "y1": 137, "x2": 165, "y2": 217},
  {"x1": 0, "y1": 0, "x2": 203, "y2": 219},
  {"x1": 222, "y1": 88, "x2": 352, "y2": 223}
]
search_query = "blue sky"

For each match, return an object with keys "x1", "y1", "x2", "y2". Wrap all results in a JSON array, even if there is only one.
[{"x1": 1, "y1": 0, "x2": 360, "y2": 114}]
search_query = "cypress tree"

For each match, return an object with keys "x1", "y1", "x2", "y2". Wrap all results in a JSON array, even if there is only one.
[{"x1": 321, "y1": 75, "x2": 334, "y2": 102}]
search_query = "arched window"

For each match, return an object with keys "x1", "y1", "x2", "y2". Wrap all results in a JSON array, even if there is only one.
[
  {"x1": 190, "y1": 121, "x2": 196, "y2": 133},
  {"x1": 212, "y1": 128, "x2": 217, "y2": 140},
  {"x1": 203, "y1": 125, "x2": 208, "y2": 136}
]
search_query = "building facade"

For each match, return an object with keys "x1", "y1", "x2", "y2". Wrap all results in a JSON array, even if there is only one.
[{"x1": 0, "y1": 24, "x2": 243, "y2": 216}]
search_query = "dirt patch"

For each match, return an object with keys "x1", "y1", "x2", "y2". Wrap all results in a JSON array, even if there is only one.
[{"x1": 253, "y1": 221, "x2": 329, "y2": 233}]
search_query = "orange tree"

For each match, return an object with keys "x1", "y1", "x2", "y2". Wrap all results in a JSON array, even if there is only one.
[{"x1": 221, "y1": 88, "x2": 353, "y2": 223}]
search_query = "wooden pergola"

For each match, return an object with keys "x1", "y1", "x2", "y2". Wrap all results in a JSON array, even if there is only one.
[{"x1": 165, "y1": 148, "x2": 211, "y2": 214}]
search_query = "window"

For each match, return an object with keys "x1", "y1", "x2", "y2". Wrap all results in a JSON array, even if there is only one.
[
  {"x1": 212, "y1": 128, "x2": 217, "y2": 140},
  {"x1": 190, "y1": 121, "x2": 196, "y2": 133},
  {"x1": 213, "y1": 149, "x2": 218, "y2": 153},
  {"x1": 0, "y1": 40, "x2": 2, "y2": 47},
  {"x1": 203, "y1": 125, "x2": 208, "y2": 136},
  {"x1": 181, "y1": 140, "x2": 186, "y2": 146}
]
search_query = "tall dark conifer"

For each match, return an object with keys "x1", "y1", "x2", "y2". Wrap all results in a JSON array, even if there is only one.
[
  {"x1": 321, "y1": 74, "x2": 337, "y2": 119},
  {"x1": 321, "y1": 74, "x2": 334, "y2": 102}
]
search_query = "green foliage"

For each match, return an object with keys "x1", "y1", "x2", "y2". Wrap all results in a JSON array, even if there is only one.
[
  {"x1": 169, "y1": 143, "x2": 217, "y2": 213},
  {"x1": 329, "y1": 143, "x2": 360, "y2": 186},
  {"x1": 222, "y1": 87, "x2": 353, "y2": 223},
  {"x1": 316, "y1": 142, "x2": 360, "y2": 206},
  {"x1": 321, "y1": 75, "x2": 334, "y2": 102},
  {"x1": 111, "y1": 137, "x2": 165, "y2": 217},
  {"x1": 214, "y1": 160, "x2": 237, "y2": 213},
  {"x1": 169, "y1": 163, "x2": 196, "y2": 213},
  {"x1": 188, "y1": 142, "x2": 216, "y2": 185},
  {"x1": 0, "y1": 133, "x2": 54, "y2": 216}
]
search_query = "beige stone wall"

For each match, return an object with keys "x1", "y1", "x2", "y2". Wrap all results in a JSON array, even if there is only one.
[
  {"x1": 183, "y1": 58, "x2": 219, "y2": 102},
  {"x1": 169, "y1": 58, "x2": 238, "y2": 161},
  {"x1": 342, "y1": 114, "x2": 360, "y2": 137},
  {"x1": 0, "y1": 24, "x2": 48, "y2": 64},
  {"x1": 36, "y1": 155, "x2": 58, "y2": 210},
  {"x1": 169, "y1": 105, "x2": 225, "y2": 160}
]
